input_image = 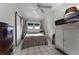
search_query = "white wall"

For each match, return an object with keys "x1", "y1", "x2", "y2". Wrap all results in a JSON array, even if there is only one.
[
  {"x1": 0, "y1": 4, "x2": 16, "y2": 25},
  {"x1": 42, "y1": 10, "x2": 55, "y2": 39},
  {"x1": 0, "y1": 3, "x2": 24, "y2": 49}
]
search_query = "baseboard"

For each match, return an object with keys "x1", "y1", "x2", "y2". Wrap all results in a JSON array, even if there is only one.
[{"x1": 55, "y1": 48, "x2": 68, "y2": 55}]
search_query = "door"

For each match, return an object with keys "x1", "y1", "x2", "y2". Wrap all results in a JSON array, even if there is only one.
[
  {"x1": 63, "y1": 24, "x2": 78, "y2": 54},
  {"x1": 55, "y1": 25, "x2": 64, "y2": 51},
  {"x1": 74, "y1": 24, "x2": 79, "y2": 54}
]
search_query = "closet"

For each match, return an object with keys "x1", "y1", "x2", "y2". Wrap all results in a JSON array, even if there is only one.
[
  {"x1": 55, "y1": 25, "x2": 64, "y2": 51},
  {"x1": 55, "y1": 22, "x2": 79, "y2": 55}
]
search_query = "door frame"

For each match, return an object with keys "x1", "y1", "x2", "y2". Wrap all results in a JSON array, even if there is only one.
[{"x1": 15, "y1": 11, "x2": 22, "y2": 46}]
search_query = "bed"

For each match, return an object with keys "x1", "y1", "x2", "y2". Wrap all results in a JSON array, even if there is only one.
[{"x1": 22, "y1": 33, "x2": 48, "y2": 49}]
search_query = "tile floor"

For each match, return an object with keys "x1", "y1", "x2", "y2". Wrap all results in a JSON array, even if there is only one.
[
  {"x1": 13, "y1": 38, "x2": 63, "y2": 55},
  {"x1": 20, "y1": 45, "x2": 63, "y2": 55}
]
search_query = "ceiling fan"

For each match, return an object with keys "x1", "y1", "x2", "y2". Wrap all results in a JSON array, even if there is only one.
[{"x1": 35, "y1": 3, "x2": 52, "y2": 13}]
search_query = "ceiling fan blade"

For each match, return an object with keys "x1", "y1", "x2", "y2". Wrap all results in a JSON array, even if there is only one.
[
  {"x1": 35, "y1": 7, "x2": 39, "y2": 11},
  {"x1": 40, "y1": 5, "x2": 52, "y2": 8},
  {"x1": 36, "y1": 3, "x2": 45, "y2": 13},
  {"x1": 37, "y1": 3, "x2": 52, "y2": 8},
  {"x1": 39, "y1": 7, "x2": 44, "y2": 13}
]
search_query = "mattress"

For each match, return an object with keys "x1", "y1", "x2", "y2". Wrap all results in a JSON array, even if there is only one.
[{"x1": 22, "y1": 33, "x2": 48, "y2": 49}]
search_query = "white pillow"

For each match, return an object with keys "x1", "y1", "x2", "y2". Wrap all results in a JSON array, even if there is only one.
[{"x1": 64, "y1": 12, "x2": 75, "y2": 18}]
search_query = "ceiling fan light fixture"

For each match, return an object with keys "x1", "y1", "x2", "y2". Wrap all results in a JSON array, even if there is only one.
[{"x1": 33, "y1": 10, "x2": 36, "y2": 13}]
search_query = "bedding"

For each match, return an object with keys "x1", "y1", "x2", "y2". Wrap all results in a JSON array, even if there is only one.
[
  {"x1": 24, "y1": 33, "x2": 44, "y2": 37},
  {"x1": 22, "y1": 33, "x2": 48, "y2": 49}
]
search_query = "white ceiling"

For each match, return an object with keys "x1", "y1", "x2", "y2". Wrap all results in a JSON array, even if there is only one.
[
  {"x1": 16, "y1": 3, "x2": 79, "y2": 20},
  {"x1": 16, "y1": 3, "x2": 53, "y2": 20}
]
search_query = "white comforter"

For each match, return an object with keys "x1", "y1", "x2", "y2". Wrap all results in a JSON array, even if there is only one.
[{"x1": 24, "y1": 33, "x2": 44, "y2": 38}]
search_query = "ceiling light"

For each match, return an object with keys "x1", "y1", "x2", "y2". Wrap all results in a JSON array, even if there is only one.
[{"x1": 33, "y1": 10, "x2": 36, "y2": 13}]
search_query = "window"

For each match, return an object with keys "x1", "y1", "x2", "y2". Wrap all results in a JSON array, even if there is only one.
[
  {"x1": 34, "y1": 23, "x2": 40, "y2": 29},
  {"x1": 27, "y1": 23, "x2": 33, "y2": 29},
  {"x1": 27, "y1": 21, "x2": 41, "y2": 33},
  {"x1": 35, "y1": 23, "x2": 39, "y2": 26}
]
